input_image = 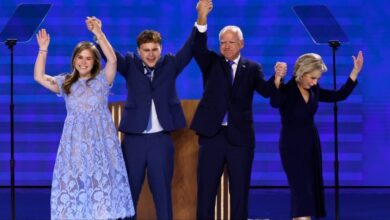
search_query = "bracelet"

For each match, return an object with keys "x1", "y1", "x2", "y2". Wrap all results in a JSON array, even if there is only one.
[{"x1": 39, "y1": 49, "x2": 48, "y2": 53}]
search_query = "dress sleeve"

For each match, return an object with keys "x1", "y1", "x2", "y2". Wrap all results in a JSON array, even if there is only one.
[
  {"x1": 270, "y1": 83, "x2": 287, "y2": 108},
  {"x1": 53, "y1": 74, "x2": 67, "y2": 97},
  {"x1": 318, "y1": 77, "x2": 357, "y2": 102},
  {"x1": 96, "y1": 68, "x2": 113, "y2": 89}
]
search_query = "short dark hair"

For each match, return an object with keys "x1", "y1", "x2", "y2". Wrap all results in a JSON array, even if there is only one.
[{"x1": 136, "y1": 30, "x2": 162, "y2": 47}]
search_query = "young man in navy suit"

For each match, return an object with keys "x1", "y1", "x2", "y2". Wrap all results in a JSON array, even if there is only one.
[
  {"x1": 96, "y1": 14, "x2": 196, "y2": 220},
  {"x1": 192, "y1": 1, "x2": 287, "y2": 219}
]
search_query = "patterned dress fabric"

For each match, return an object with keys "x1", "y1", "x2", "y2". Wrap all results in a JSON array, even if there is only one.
[{"x1": 50, "y1": 69, "x2": 135, "y2": 220}]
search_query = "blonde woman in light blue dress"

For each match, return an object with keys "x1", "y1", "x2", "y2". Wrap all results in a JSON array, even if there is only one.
[{"x1": 34, "y1": 17, "x2": 135, "y2": 220}]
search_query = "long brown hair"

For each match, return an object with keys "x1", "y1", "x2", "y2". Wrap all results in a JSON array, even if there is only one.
[{"x1": 63, "y1": 41, "x2": 101, "y2": 95}]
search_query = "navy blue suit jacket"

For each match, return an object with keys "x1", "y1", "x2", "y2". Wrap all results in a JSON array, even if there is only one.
[
  {"x1": 190, "y1": 29, "x2": 277, "y2": 147},
  {"x1": 100, "y1": 27, "x2": 196, "y2": 134}
]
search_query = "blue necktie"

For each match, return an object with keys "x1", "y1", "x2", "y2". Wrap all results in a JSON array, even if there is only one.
[
  {"x1": 145, "y1": 67, "x2": 154, "y2": 131},
  {"x1": 228, "y1": 60, "x2": 235, "y2": 84},
  {"x1": 145, "y1": 67, "x2": 154, "y2": 81},
  {"x1": 222, "y1": 60, "x2": 235, "y2": 125}
]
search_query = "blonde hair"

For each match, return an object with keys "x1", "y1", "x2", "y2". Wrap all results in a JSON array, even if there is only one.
[{"x1": 293, "y1": 53, "x2": 327, "y2": 82}]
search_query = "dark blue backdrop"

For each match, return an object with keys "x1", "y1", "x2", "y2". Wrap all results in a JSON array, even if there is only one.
[{"x1": 1, "y1": 0, "x2": 389, "y2": 186}]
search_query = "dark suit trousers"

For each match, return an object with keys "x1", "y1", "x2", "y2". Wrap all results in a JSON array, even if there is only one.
[
  {"x1": 122, "y1": 132, "x2": 174, "y2": 220},
  {"x1": 196, "y1": 127, "x2": 254, "y2": 220}
]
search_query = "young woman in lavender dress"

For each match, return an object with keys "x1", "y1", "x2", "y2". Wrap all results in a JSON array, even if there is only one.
[{"x1": 34, "y1": 17, "x2": 135, "y2": 220}]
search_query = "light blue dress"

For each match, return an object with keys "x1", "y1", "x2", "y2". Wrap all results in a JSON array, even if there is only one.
[{"x1": 50, "y1": 69, "x2": 135, "y2": 220}]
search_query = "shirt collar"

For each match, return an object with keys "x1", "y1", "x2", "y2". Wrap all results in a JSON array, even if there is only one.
[{"x1": 225, "y1": 55, "x2": 240, "y2": 65}]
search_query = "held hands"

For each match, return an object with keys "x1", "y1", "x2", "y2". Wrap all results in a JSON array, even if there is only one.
[
  {"x1": 36, "y1": 29, "x2": 50, "y2": 51},
  {"x1": 275, "y1": 62, "x2": 287, "y2": 78},
  {"x1": 86, "y1": 16, "x2": 103, "y2": 37},
  {"x1": 197, "y1": 0, "x2": 213, "y2": 19},
  {"x1": 350, "y1": 50, "x2": 364, "y2": 81},
  {"x1": 274, "y1": 62, "x2": 287, "y2": 88}
]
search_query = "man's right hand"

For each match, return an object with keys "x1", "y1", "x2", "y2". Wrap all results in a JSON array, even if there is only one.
[{"x1": 196, "y1": 0, "x2": 213, "y2": 25}]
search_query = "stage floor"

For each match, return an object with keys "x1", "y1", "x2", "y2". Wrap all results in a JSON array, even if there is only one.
[{"x1": 1, "y1": 188, "x2": 389, "y2": 219}]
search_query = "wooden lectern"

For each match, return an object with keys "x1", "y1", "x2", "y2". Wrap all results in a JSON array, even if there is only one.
[{"x1": 109, "y1": 100, "x2": 230, "y2": 220}]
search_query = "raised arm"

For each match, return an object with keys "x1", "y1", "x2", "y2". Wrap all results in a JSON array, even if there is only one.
[
  {"x1": 253, "y1": 61, "x2": 286, "y2": 99},
  {"x1": 349, "y1": 50, "x2": 363, "y2": 82},
  {"x1": 86, "y1": 16, "x2": 117, "y2": 84},
  {"x1": 270, "y1": 84, "x2": 287, "y2": 108},
  {"x1": 192, "y1": 0, "x2": 214, "y2": 74},
  {"x1": 34, "y1": 29, "x2": 60, "y2": 94},
  {"x1": 173, "y1": 1, "x2": 213, "y2": 75},
  {"x1": 319, "y1": 51, "x2": 364, "y2": 102},
  {"x1": 196, "y1": 0, "x2": 213, "y2": 26}
]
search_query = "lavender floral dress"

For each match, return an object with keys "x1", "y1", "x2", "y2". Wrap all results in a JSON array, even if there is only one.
[{"x1": 50, "y1": 69, "x2": 135, "y2": 219}]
